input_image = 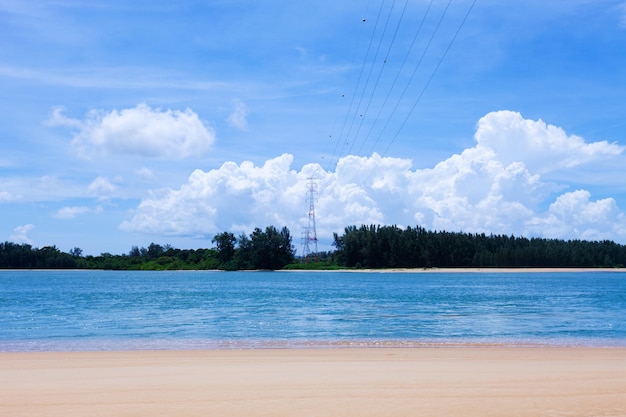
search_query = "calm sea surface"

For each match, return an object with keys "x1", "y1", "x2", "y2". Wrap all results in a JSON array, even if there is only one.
[{"x1": 1, "y1": 270, "x2": 625, "y2": 351}]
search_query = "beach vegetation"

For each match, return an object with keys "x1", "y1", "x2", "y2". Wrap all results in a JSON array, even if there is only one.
[
  {"x1": 332, "y1": 224, "x2": 626, "y2": 269},
  {"x1": 226, "y1": 226, "x2": 296, "y2": 270},
  {"x1": 2, "y1": 223, "x2": 626, "y2": 270}
]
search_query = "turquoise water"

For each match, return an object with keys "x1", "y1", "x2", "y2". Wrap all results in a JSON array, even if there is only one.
[{"x1": 1, "y1": 270, "x2": 625, "y2": 351}]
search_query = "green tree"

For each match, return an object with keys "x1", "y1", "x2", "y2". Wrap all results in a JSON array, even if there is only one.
[
  {"x1": 147, "y1": 243, "x2": 164, "y2": 259},
  {"x1": 249, "y1": 226, "x2": 295, "y2": 270},
  {"x1": 212, "y1": 232, "x2": 236, "y2": 264}
]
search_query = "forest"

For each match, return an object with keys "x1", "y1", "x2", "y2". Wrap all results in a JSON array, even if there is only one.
[
  {"x1": 0, "y1": 226, "x2": 295, "y2": 271},
  {"x1": 1, "y1": 224, "x2": 626, "y2": 270},
  {"x1": 332, "y1": 225, "x2": 626, "y2": 268}
]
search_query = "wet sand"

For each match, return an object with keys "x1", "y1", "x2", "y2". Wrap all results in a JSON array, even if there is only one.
[{"x1": 2, "y1": 347, "x2": 626, "y2": 417}]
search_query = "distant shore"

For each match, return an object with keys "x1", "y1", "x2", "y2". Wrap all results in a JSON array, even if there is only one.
[
  {"x1": 0, "y1": 267, "x2": 626, "y2": 274},
  {"x1": 286, "y1": 267, "x2": 626, "y2": 273},
  {"x1": 2, "y1": 347, "x2": 625, "y2": 417}
]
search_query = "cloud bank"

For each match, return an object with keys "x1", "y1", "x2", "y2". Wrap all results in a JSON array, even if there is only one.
[
  {"x1": 474, "y1": 111, "x2": 623, "y2": 173},
  {"x1": 121, "y1": 111, "x2": 626, "y2": 248},
  {"x1": 48, "y1": 104, "x2": 215, "y2": 159}
]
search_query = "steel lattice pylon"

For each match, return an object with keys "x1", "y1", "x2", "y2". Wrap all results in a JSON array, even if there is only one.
[{"x1": 302, "y1": 177, "x2": 318, "y2": 261}]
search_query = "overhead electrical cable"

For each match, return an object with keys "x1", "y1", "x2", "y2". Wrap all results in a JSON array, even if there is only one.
[
  {"x1": 364, "y1": 0, "x2": 453, "y2": 160},
  {"x1": 380, "y1": 0, "x2": 478, "y2": 159},
  {"x1": 344, "y1": 0, "x2": 405, "y2": 157},
  {"x1": 325, "y1": 0, "x2": 372, "y2": 172},
  {"x1": 327, "y1": 0, "x2": 387, "y2": 172},
  {"x1": 355, "y1": 0, "x2": 434, "y2": 156},
  {"x1": 348, "y1": 0, "x2": 409, "y2": 154},
  {"x1": 346, "y1": 0, "x2": 450, "y2": 185},
  {"x1": 326, "y1": 0, "x2": 478, "y2": 185}
]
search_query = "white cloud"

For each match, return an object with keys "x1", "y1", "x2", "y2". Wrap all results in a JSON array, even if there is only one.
[
  {"x1": 120, "y1": 111, "x2": 626, "y2": 248},
  {"x1": 48, "y1": 103, "x2": 215, "y2": 159},
  {"x1": 0, "y1": 190, "x2": 21, "y2": 202},
  {"x1": 474, "y1": 111, "x2": 624, "y2": 174},
  {"x1": 527, "y1": 190, "x2": 626, "y2": 241},
  {"x1": 87, "y1": 176, "x2": 117, "y2": 200},
  {"x1": 46, "y1": 106, "x2": 83, "y2": 129},
  {"x1": 135, "y1": 167, "x2": 156, "y2": 179},
  {"x1": 9, "y1": 224, "x2": 35, "y2": 244},
  {"x1": 54, "y1": 205, "x2": 103, "y2": 219},
  {"x1": 55, "y1": 206, "x2": 90, "y2": 219},
  {"x1": 120, "y1": 153, "x2": 302, "y2": 237},
  {"x1": 0, "y1": 176, "x2": 86, "y2": 203},
  {"x1": 226, "y1": 99, "x2": 249, "y2": 131}
]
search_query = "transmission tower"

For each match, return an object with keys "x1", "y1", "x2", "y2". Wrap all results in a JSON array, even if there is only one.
[{"x1": 302, "y1": 177, "x2": 318, "y2": 261}]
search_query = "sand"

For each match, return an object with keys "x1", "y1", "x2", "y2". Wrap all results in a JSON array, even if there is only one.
[
  {"x1": 2, "y1": 348, "x2": 626, "y2": 417},
  {"x1": 321, "y1": 267, "x2": 626, "y2": 273}
]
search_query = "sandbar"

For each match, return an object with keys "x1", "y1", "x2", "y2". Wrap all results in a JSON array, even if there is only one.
[{"x1": 2, "y1": 347, "x2": 626, "y2": 417}]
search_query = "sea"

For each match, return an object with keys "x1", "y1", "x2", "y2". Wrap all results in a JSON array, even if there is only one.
[{"x1": 1, "y1": 269, "x2": 625, "y2": 352}]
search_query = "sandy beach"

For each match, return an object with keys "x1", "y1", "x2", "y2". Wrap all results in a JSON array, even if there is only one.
[
  {"x1": 2, "y1": 347, "x2": 626, "y2": 417},
  {"x1": 324, "y1": 267, "x2": 626, "y2": 273}
]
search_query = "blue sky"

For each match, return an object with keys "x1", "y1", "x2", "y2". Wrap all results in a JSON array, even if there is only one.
[{"x1": 2, "y1": 0, "x2": 626, "y2": 256}]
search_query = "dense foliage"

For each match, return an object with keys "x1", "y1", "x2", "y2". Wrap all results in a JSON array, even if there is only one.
[
  {"x1": 0, "y1": 242, "x2": 78, "y2": 269},
  {"x1": 213, "y1": 226, "x2": 296, "y2": 270},
  {"x1": 0, "y1": 225, "x2": 296, "y2": 270},
  {"x1": 81, "y1": 245, "x2": 220, "y2": 270},
  {"x1": 333, "y1": 225, "x2": 626, "y2": 268},
  {"x1": 0, "y1": 241, "x2": 220, "y2": 270},
  {"x1": 3, "y1": 223, "x2": 626, "y2": 270}
]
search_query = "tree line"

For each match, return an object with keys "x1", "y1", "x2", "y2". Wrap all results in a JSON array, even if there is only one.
[
  {"x1": 211, "y1": 225, "x2": 295, "y2": 270},
  {"x1": 332, "y1": 224, "x2": 626, "y2": 268},
  {"x1": 2, "y1": 224, "x2": 626, "y2": 270},
  {"x1": 0, "y1": 225, "x2": 296, "y2": 270}
]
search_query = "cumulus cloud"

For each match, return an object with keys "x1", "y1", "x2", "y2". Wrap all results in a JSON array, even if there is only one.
[
  {"x1": 121, "y1": 111, "x2": 626, "y2": 248},
  {"x1": 120, "y1": 153, "x2": 302, "y2": 237},
  {"x1": 474, "y1": 111, "x2": 624, "y2": 174},
  {"x1": 527, "y1": 190, "x2": 626, "y2": 241},
  {"x1": 9, "y1": 224, "x2": 35, "y2": 244},
  {"x1": 48, "y1": 104, "x2": 215, "y2": 159},
  {"x1": 226, "y1": 99, "x2": 249, "y2": 131}
]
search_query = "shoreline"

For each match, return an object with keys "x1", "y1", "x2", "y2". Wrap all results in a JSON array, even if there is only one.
[
  {"x1": 2, "y1": 267, "x2": 625, "y2": 273},
  {"x1": 286, "y1": 267, "x2": 626, "y2": 273},
  {"x1": 4, "y1": 338, "x2": 626, "y2": 353},
  {"x1": 3, "y1": 347, "x2": 625, "y2": 417}
]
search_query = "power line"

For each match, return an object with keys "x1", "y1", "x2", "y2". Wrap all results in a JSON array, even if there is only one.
[
  {"x1": 380, "y1": 0, "x2": 478, "y2": 158},
  {"x1": 365, "y1": 0, "x2": 453, "y2": 160},
  {"x1": 326, "y1": 1, "x2": 372, "y2": 172},
  {"x1": 327, "y1": 0, "x2": 386, "y2": 171},
  {"x1": 345, "y1": 0, "x2": 409, "y2": 157},
  {"x1": 326, "y1": 0, "x2": 478, "y2": 182},
  {"x1": 345, "y1": 0, "x2": 450, "y2": 185},
  {"x1": 355, "y1": 0, "x2": 434, "y2": 156}
]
